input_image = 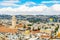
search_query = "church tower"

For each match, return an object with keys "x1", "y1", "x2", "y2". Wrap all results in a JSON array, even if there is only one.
[{"x1": 11, "y1": 15, "x2": 16, "y2": 28}]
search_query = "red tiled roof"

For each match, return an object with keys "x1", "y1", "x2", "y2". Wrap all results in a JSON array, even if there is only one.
[
  {"x1": 0, "y1": 27, "x2": 18, "y2": 34},
  {"x1": 31, "y1": 30, "x2": 40, "y2": 34}
]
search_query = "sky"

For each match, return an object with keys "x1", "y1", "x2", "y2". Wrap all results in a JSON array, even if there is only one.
[{"x1": 0, "y1": 0, "x2": 60, "y2": 15}]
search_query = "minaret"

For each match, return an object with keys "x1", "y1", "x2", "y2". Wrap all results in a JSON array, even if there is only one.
[{"x1": 11, "y1": 15, "x2": 16, "y2": 28}]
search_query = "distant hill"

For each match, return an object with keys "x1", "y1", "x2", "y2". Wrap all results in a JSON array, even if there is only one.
[{"x1": 0, "y1": 15, "x2": 59, "y2": 23}]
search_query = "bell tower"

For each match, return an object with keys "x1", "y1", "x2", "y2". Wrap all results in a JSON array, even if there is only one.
[{"x1": 11, "y1": 15, "x2": 16, "y2": 28}]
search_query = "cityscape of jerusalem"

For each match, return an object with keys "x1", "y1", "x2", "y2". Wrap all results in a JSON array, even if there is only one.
[{"x1": 0, "y1": 15, "x2": 60, "y2": 40}]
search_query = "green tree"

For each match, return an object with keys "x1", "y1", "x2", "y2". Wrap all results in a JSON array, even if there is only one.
[{"x1": 23, "y1": 24, "x2": 26, "y2": 28}]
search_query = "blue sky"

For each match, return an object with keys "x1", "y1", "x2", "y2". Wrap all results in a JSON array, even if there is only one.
[
  {"x1": 0, "y1": 0, "x2": 60, "y2": 8},
  {"x1": 0, "y1": 0, "x2": 60, "y2": 15}
]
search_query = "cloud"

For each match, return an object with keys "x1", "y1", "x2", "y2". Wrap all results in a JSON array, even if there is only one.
[
  {"x1": 41, "y1": 1, "x2": 60, "y2": 4},
  {"x1": 40, "y1": 4, "x2": 60, "y2": 15},
  {"x1": 24, "y1": 2, "x2": 36, "y2": 6},
  {"x1": 0, "y1": 2, "x2": 19, "y2": 7},
  {"x1": 2, "y1": 0, "x2": 19, "y2": 2},
  {"x1": 51, "y1": 4, "x2": 60, "y2": 12},
  {"x1": 0, "y1": 0, "x2": 19, "y2": 7},
  {"x1": 0, "y1": 1, "x2": 60, "y2": 15},
  {"x1": 0, "y1": 4, "x2": 48, "y2": 15}
]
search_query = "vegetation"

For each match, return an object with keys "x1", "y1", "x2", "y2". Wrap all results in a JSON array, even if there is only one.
[
  {"x1": 54, "y1": 25, "x2": 59, "y2": 34},
  {"x1": 38, "y1": 27, "x2": 40, "y2": 30},
  {"x1": 44, "y1": 27, "x2": 48, "y2": 29},
  {"x1": 27, "y1": 24, "x2": 32, "y2": 26},
  {"x1": 23, "y1": 24, "x2": 26, "y2": 28},
  {"x1": 28, "y1": 18, "x2": 41, "y2": 23}
]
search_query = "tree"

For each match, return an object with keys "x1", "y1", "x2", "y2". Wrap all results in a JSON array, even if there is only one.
[
  {"x1": 28, "y1": 24, "x2": 32, "y2": 26},
  {"x1": 54, "y1": 26, "x2": 59, "y2": 35},
  {"x1": 38, "y1": 27, "x2": 40, "y2": 30},
  {"x1": 44, "y1": 27, "x2": 48, "y2": 29},
  {"x1": 23, "y1": 24, "x2": 26, "y2": 28}
]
